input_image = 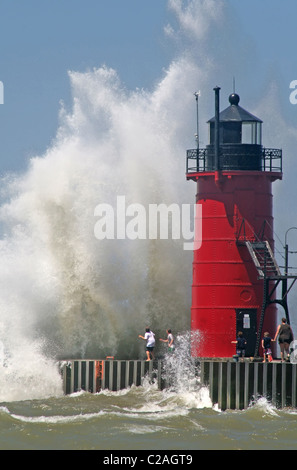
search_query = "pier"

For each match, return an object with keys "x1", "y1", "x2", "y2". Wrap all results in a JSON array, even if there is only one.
[
  {"x1": 200, "y1": 360, "x2": 297, "y2": 410},
  {"x1": 60, "y1": 358, "x2": 297, "y2": 410},
  {"x1": 60, "y1": 359, "x2": 163, "y2": 395}
]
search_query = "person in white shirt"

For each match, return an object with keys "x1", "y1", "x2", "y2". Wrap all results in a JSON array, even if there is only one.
[
  {"x1": 139, "y1": 327, "x2": 155, "y2": 361},
  {"x1": 160, "y1": 329, "x2": 175, "y2": 353}
]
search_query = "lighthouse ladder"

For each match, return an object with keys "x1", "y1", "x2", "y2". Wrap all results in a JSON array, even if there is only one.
[{"x1": 245, "y1": 240, "x2": 281, "y2": 279}]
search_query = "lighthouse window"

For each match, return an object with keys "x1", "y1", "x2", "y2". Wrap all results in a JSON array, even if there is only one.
[
  {"x1": 242, "y1": 122, "x2": 262, "y2": 145},
  {"x1": 209, "y1": 122, "x2": 242, "y2": 144},
  {"x1": 242, "y1": 123, "x2": 252, "y2": 143},
  {"x1": 256, "y1": 122, "x2": 262, "y2": 144},
  {"x1": 222, "y1": 122, "x2": 241, "y2": 144}
]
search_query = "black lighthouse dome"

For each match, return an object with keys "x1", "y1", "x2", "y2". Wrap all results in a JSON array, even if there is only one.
[{"x1": 228, "y1": 93, "x2": 240, "y2": 105}]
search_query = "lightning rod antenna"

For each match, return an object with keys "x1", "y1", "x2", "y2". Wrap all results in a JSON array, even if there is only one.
[{"x1": 194, "y1": 91, "x2": 200, "y2": 152}]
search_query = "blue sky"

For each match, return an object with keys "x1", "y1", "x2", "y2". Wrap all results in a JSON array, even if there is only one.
[{"x1": 0, "y1": 0, "x2": 296, "y2": 174}]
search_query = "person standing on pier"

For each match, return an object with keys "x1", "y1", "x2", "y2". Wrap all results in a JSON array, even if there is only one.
[
  {"x1": 231, "y1": 331, "x2": 247, "y2": 361},
  {"x1": 139, "y1": 328, "x2": 155, "y2": 361},
  {"x1": 261, "y1": 332, "x2": 273, "y2": 363},
  {"x1": 159, "y1": 329, "x2": 175, "y2": 353},
  {"x1": 274, "y1": 318, "x2": 294, "y2": 362}
]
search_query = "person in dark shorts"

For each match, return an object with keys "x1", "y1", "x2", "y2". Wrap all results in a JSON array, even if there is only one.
[
  {"x1": 139, "y1": 327, "x2": 155, "y2": 361},
  {"x1": 232, "y1": 331, "x2": 247, "y2": 361},
  {"x1": 261, "y1": 332, "x2": 273, "y2": 362},
  {"x1": 274, "y1": 318, "x2": 294, "y2": 362}
]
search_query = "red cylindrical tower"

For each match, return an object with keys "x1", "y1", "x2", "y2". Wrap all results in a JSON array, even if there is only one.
[{"x1": 187, "y1": 88, "x2": 282, "y2": 358}]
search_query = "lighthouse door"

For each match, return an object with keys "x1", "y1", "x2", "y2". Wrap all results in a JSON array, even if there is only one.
[{"x1": 236, "y1": 309, "x2": 257, "y2": 357}]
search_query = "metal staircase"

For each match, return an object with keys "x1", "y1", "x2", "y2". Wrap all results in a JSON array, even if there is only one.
[
  {"x1": 236, "y1": 220, "x2": 297, "y2": 357},
  {"x1": 245, "y1": 240, "x2": 284, "y2": 357},
  {"x1": 245, "y1": 240, "x2": 281, "y2": 279}
]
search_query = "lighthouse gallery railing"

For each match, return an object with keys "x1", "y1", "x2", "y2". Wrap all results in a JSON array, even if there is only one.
[{"x1": 186, "y1": 147, "x2": 282, "y2": 174}]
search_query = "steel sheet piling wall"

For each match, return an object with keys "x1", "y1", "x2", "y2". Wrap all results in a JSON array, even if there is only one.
[
  {"x1": 200, "y1": 361, "x2": 297, "y2": 410},
  {"x1": 60, "y1": 360, "x2": 159, "y2": 395},
  {"x1": 60, "y1": 360, "x2": 297, "y2": 410}
]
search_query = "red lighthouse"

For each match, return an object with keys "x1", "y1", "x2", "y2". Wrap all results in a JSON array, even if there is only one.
[{"x1": 186, "y1": 87, "x2": 283, "y2": 358}]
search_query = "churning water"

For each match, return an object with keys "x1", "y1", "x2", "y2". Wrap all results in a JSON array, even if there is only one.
[
  {"x1": 1, "y1": 346, "x2": 297, "y2": 451},
  {"x1": 1, "y1": 334, "x2": 297, "y2": 451},
  {"x1": 0, "y1": 0, "x2": 297, "y2": 450}
]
